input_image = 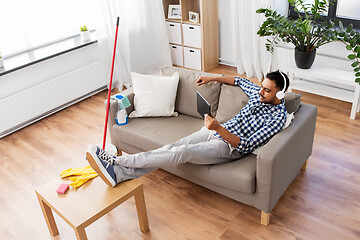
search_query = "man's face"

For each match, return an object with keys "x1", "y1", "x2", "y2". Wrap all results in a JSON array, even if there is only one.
[{"x1": 259, "y1": 78, "x2": 281, "y2": 105}]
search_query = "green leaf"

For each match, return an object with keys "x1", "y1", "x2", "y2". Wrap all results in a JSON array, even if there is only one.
[
  {"x1": 348, "y1": 54, "x2": 357, "y2": 60},
  {"x1": 351, "y1": 38, "x2": 357, "y2": 48},
  {"x1": 354, "y1": 67, "x2": 360, "y2": 72},
  {"x1": 356, "y1": 72, "x2": 360, "y2": 77},
  {"x1": 351, "y1": 61, "x2": 360, "y2": 67},
  {"x1": 355, "y1": 46, "x2": 360, "y2": 53},
  {"x1": 346, "y1": 24, "x2": 353, "y2": 33},
  {"x1": 339, "y1": 21, "x2": 344, "y2": 30},
  {"x1": 356, "y1": 78, "x2": 360, "y2": 83},
  {"x1": 346, "y1": 45, "x2": 352, "y2": 51},
  {"x1": 345, "y1": 34, "x2": 351, "y2": 42}
]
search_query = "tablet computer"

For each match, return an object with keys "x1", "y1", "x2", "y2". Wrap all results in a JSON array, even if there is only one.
[{"x1": 196, "y1": 91, "x2": 211, "y2": 119}]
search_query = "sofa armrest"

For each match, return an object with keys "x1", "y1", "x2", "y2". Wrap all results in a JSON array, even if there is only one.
[
  {"x1": 119, "y1": 87, "x2": 135, "y2": 115},
  {"x1": 104, "y1": 98, "x2": 119, "y2": 133},
  {"x1": 255, "y1": 103, "x2": 317, "y2": 213},
  {"x1": 103, "y1": 87, "x2": 135, "y2": 121},
  {"x1": 104, "y1": 88, "x2": 135, "y2": 141}
]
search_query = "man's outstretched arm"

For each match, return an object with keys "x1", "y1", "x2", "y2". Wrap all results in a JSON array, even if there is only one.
[
  {"x1": 198, "y1": 75, "x2": 260, "y2": 97},
  {"x1": 196, "y1": 76, "x2": 235, "y2": 86}
]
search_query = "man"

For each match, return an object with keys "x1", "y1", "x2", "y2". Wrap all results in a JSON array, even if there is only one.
[{"x1": 86, "y1": 70, "x2": 289, "y2": 187}]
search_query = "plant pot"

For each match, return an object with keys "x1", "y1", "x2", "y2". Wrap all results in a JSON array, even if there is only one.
[
  {"x1": 294, "y1": 48, "x2": 316, "y2": 69},
  {"x1": 80, "y1": 31, "x2": 90, "y2": 42},
  {"x1": 0, "y1": 58, "x2": 3, "y2": 68}
]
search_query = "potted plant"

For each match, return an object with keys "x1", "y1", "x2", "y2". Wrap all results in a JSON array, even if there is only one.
[
  {"x1": 80, "y1": 25, "x2": 90, "y2": 42},
  {"x1": 0, "y1": 51, "x2": 3, "y2": 68},
  {"x1": 256, "y1": 0, "x2": 360, "y2": 84}
]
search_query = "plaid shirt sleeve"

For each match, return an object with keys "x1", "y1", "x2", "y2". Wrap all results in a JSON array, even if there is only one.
[
  {"x1": 234, "y1": 77, "x2": 261, "y2": 97},
  {"x1": 236, "y1": 110, "x2": 287, "y2": 154}
]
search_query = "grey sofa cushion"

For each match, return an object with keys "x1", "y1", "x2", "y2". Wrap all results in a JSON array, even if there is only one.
[
  {"x1": 284, "y1": 92, "x2": 302, "y2": 114},
  {"x1": 111, "y1": 114, "x2": 204, "y2": 152},
  {"x1": 161, "y1": 66, "x2": 222, "y2": 118},
  {"x1": 216, "y1": 84, "x2": 302, "y2": 124},
  {"x1": 216, "y1": 83, "x2": 250, "y2": 124},
  {"x1": 113, "y1": 110, "x2": 257, "y2": 193},
  {"x1": 176, "y1": 154, "x2": 256, "y2": 193}
]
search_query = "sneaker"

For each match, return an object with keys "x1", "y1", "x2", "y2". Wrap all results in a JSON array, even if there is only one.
[
  {"x1": 86, "y1": 145, "x2": 117, "y2": 187},
  {"x1": 93, "y1": 145, "x2": 117, "y2": 165}
]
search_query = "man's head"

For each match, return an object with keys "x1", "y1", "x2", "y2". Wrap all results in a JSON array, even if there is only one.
[{"x1": 259, "y1": 70, "x2": 289, "y2": 105}]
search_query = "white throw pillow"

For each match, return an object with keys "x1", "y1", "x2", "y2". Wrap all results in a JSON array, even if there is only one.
[
  {"x1": 129, "y1": 72, "x2": 179, "y2": 118},
  {"x1": 252, "y1": 112, "x2": 295, "y2": 155},
  {"x1": 283, "y1": 112, "x2": 295, "y2": 129}
]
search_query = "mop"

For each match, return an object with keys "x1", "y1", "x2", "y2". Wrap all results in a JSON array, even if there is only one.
[
  {"x1": 103, "y1": 16, "x2": 120, "y2": 151},
  {"x1": 58, "y1": 17, "x2": 121, "y2": 189}
]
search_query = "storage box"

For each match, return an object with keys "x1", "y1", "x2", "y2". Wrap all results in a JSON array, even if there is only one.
[
  {"x1": 182, "y1": 24, "x2": 201, "y2": 48},
  {"x1": 170, "y1": 44, "x2": 183, "y2": 66},
  {"x1": 166, "y1": 21, "x2": 182, "y2": 45},
  {"x1": 184, "y1": 47, "x2": 201, "y2": 71}
]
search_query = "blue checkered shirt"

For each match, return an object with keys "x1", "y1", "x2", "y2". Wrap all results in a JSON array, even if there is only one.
[{"x1": 214, "y1": 77, "x2": 287, "y2": 154}]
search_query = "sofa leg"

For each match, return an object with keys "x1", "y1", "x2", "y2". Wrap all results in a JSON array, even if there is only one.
[
  {"x1": 261, "y1": 211, "x2": 270, "y2": 226},
  {"x1": 301, "y1": 159, "x2": 308, "y2": 170}
]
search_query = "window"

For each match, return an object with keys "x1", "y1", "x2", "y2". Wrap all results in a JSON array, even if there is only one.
[
  {"x1": 0, "y1": 0, "x2": 96, "y2": 57},
  {"x1": 336, "y1": 0, "x2": 360, "y2": 20},
  {"x1": 289, "y1": 0, "x2": 360, "y2": 29}
]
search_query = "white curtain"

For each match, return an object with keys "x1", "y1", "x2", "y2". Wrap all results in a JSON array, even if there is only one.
[
  {"x1": 96, "y1": 0, "x2": 172, "y2": 89},
  {"x1": 230, "y1": 0, "x2": 288, "y2": 80}
]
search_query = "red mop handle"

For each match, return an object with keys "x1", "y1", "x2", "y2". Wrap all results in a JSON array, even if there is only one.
[{"x1": 103, "y1": 17, "x2": 120, "y2": 150}]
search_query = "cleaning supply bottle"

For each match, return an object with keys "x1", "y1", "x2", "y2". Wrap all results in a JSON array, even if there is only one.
[{"x1": 112, "y1": 94, "x2": 131, "y2": 125}]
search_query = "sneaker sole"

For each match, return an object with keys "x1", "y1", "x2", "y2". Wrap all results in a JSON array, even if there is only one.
[{"x1": 86, "y1": 152, "x2": 115, "y2": 187}]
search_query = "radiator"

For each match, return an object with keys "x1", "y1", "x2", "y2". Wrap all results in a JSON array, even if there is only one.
[{"x1": 0, "y1": 61, "x2": 107, "y2": 138}]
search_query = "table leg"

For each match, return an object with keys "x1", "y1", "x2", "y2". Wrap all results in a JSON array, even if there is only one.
[
  {"x1": 134, "y1": 186, "x2": 149, "y2": 232},
  {"x1": 74, "y1": 227, "x2": 88, "y2": 240},
  {"x1": 356, "y1": 85, "x2": 360, "y2": 113},
  {"x1": 350, "y1": 85, "x2": 360, "y2": 119},
  {"x1": 36, "y1": 193, "x2": 59, "y2": 236},
  {"x1": 288, "y1": 71, "x2": 294, "y2": 92}
]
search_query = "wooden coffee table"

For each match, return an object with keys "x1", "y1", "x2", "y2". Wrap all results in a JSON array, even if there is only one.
[{"x1": 35, "y1": 177, "x2": 149, "y2": 240}]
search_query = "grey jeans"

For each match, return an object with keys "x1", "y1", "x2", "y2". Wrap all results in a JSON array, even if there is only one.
[{"x1": 113, "y1": 126, "x2": 243, "y2": 183}]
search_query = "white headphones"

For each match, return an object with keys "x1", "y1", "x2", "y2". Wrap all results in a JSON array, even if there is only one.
[{"x1": 276, "y1": 71, "x2": 287, "y2": 100}]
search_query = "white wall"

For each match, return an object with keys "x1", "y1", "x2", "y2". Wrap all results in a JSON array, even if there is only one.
[
  {"x1": 272, "y1": 41, "x2": 353, "y2": 72},
  {"x1": 0, "y1": 44, "x2": 107, "y2": 137},
  {"x1": 0, "y1": 44, "x2": 102, "y2": 99}
]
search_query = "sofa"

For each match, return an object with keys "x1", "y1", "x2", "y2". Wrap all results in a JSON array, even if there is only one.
[{"x1": 105, "y1": 66, "x2": 318, "y2": 225}]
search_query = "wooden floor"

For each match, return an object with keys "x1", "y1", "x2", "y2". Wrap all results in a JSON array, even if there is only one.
[{"x1": 1, "y1": 65, "x2": 359, "y2": 239}]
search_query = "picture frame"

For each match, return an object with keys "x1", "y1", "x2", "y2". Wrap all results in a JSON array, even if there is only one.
[
  {"x1": 168, "y1": 5, "x2": 181, "y2": 19},
  {"x1": 189, "y1": 11, "x2": 199, "y2": 23}
]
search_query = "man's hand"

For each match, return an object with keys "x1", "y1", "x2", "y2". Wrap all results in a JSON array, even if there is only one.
[
  {"x1": 205, "y1": 114, "x2": 241, "y2": 149},
  {"x1": 204, "y1": 114, "x2": 221, "y2": 131},
  {"x1": 196, "y1": 76, "x2": 215, "y2": 86}
]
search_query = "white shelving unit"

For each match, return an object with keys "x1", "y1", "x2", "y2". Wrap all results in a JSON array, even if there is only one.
[
  {"x1": 288, "y1": 65, "x2": 360, "y2": 119},
  {"x1": 163, "y1": 0, "x2": 218, "y2": 71}
]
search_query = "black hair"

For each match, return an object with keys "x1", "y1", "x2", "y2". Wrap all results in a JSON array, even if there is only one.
[{"x1": 265, "y1": 70, "x2": 289, "y2": 92}]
